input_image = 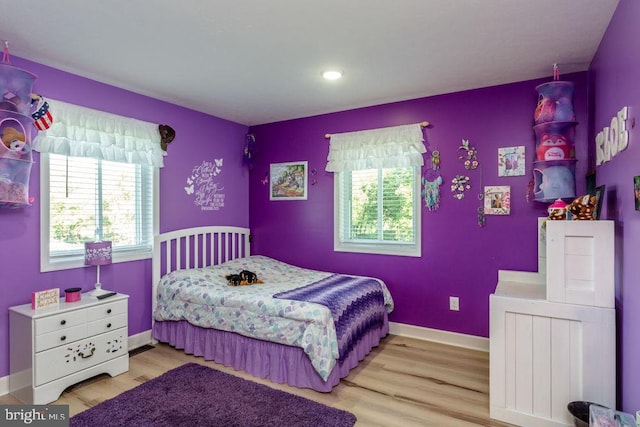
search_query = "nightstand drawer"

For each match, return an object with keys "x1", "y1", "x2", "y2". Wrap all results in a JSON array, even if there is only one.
[
  {"x1": 87, "y1": 313, "x2": 127, "y2": 336},
  {"x1": 87, "y1": 300, "x2": 127, "y2": 321},
  {"x1": 34, "y1": 327, "x2": 128, "y2": 387},
  {"x1": 34, "y1": 310, "x2": 87, "y2": 336},
  {"x1": 35, "y1": 324, "x2": 87, "y2": 353}
]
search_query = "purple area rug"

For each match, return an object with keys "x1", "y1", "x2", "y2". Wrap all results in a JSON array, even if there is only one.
[{"x1": 70, "y1": 363, "x2": 356, "y2": 427}]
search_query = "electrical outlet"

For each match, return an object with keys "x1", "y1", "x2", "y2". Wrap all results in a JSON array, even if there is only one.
[{"x1": 449, "y1": 296, "x2": 460, "y2": 311}]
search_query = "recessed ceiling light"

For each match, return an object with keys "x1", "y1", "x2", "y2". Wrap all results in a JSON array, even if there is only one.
[{"x1": 322, "y1": 70, "x2": 343, "y2": 81}]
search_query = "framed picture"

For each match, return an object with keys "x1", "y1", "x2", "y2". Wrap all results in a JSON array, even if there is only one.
[
  {"x1": 484, "y1": 185, "x2": 511, "y2": 215},
  {"x1": 635, "y1": 177, "x2": 640, "y2": 211},
  {"x1": 586, "y1": 172, "x2": 596, "y2": 196},
  {"x1": 31, "y1": 288, "x2": 60, "y2": 310},
  {"x1": 270, "y1": 161, "x2": 308, "y2": 200},
  {"x1": 498, "y1": 146, "x2": 526, "y2": 177},
  {"x1": 594, "y1": 185, "x2": 606, "y2": 219}
]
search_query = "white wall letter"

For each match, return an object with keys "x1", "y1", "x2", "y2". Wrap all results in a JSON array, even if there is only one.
[
  {"x1": 596, "y1": 130, "x2": 605, "y2": 166},
  {"x1": 617, "y1": 106, "x2": 629, "y2": 152}
]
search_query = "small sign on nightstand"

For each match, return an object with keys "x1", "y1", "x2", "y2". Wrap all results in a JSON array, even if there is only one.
[{"x1": 31, "y1": 288, "x2": 60, "y2": 310}]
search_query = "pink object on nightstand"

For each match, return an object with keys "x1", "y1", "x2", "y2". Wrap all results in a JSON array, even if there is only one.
[{"x1": 64, "y1": 287, "x2": 81, "y2": 302}]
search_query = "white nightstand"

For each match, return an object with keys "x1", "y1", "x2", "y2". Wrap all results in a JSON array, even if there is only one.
[{"x1": 9, "y1": 292, "x2": 129, "y2": 404}]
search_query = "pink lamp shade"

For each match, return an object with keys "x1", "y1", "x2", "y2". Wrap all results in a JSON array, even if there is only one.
[
  {"x1": 84, "y1": 241, "x2": 112, "y2": 266},
  {"x1": 84, "y1": 241, "x2": 112, "y2": 296}
]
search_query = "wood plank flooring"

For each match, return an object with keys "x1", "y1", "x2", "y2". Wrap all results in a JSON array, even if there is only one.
[{"x1": 0, "y1": 335, "x2": 516, "y2": 426}]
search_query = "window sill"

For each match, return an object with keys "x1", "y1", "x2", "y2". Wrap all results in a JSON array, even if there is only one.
[
  {"x1": 41, "y1": 249, "x2": 152, "y2": 272},
  {"x1": 334, "y1": 241, "x2": 421, "y2": 257}
]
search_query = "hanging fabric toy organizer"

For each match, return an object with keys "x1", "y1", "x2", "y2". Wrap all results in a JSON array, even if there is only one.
[{"x1": 0, "y1": 42, "x2": 37, "y2": 208}]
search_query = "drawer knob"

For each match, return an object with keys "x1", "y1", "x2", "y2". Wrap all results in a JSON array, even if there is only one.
[
  {"x1": 60, "y1": 335, "x2": 66, "y2": 341},
  {"x1": 60, "y1": 320, "x2": 66, "y2": 326},
  {"x1": 107, "y1": 309, "x2": 112, "y2": 314},
  {"x1": 107, "y1": 323, "x2": 112, "y2": 328}
]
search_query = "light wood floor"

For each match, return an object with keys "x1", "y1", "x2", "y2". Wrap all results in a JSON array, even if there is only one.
[{"x1": 1, "y1": 335, "x2": 515, "y2": 427}]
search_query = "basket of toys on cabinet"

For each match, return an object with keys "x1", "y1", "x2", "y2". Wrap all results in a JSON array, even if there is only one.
[{"x1": 0, "y1": 42, "x2": 39, "y2": 208}]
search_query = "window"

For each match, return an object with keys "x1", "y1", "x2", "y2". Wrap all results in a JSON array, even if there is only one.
[
  {"x1": 326, "y1": 123, "x2": 426, "y2": 257},
  {"x1": 334, "y1": 166, "x2": 421, "y2": 256},
  {"x1": 40, "y1": 153, "x2": 158, "y2": 272}
]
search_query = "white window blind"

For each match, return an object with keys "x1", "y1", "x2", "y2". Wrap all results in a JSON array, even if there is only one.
[
  {"x1": 41, "y1": 153, "x2": 155, "y2": 271},
  {"x1": 339, "y1": 167, "x2": 416, "y2": 240}
]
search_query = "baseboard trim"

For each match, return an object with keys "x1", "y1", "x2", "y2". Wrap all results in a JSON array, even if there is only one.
[
  {"x1": 1, "y1": 325, "x2": 485, "y2": 398},
  {"x1": 0, "y1": 374, "x2": 8, "y2": 399},
  {"x1": 389, "y1": 322, "x2": 489, "y2": 352},
  {"x1": 128, "y1": 329, "x2": 153, "y2": 351}
]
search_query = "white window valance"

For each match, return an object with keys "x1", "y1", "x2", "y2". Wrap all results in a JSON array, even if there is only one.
[
  {"x1": 325, "y1": 123, "x2": 426, "y2": 172},
  {"x1": 32, "y1": 98, "x2": 166, "y2": 168}
]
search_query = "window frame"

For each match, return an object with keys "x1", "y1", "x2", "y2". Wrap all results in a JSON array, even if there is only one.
[
  {"x1": 39, "y1": 153, "x2": 159, "y2": 272},
  {"x1": 333, "y1": 166, "x2": 421, "y2": 257}
]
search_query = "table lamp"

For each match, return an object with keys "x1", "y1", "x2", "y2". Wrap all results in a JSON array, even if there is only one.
[{"x1": 84, "y1": 241, "x2": 112, "y2": 296}]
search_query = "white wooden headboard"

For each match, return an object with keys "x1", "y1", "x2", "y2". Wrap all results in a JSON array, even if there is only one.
[{"x1": 151, "y1": 226, "x2": 251, "y2": 328}]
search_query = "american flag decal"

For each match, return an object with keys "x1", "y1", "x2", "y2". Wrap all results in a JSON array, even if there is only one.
[{"x1": 32, "y1": 100, "x2": 53, "y2": 130}]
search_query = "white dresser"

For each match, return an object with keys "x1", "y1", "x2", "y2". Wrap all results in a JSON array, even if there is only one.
[
  {"x1": 490, "y1": 220, "x2": 616, "y2": 427},
  {"x1": 9, "y1": 292, "x2": 129, "y2": 404}
]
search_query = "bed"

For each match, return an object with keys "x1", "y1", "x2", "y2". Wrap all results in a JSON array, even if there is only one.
[{"x1": 151, "y1": 226, "x2": 394, "y2": 392}]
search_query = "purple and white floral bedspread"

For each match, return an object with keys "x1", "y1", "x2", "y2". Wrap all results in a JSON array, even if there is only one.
[{"x1": 154, "y1": 255, "x2": 394, "y2": 380}]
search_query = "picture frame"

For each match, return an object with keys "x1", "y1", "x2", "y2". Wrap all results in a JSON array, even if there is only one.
[
  {"x1": 594, "y1": 185, "x2": 606, "y2": 219},
  {"x1": 31, "y1": 288, "x2": 60, "y2": 310},
  {"x1": 586, "y1": 172, "x2": 596, "y2": 196},
  {"x1": 497, "y1": 146, "x2": 526, "y2": 177},
  {"x1": 483, "y1": 185, "x2": 511, "y2": 215},
  {"x1": 270, "y1": 161, "x2": 308, "y2": 201},
  {"x1": 634, "y1": 177, "x2": 640, "y2": 211}
]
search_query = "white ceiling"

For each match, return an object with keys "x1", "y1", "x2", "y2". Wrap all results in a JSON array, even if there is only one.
[{"x1": 0, "y1": 0, "x2": 619, "y2": 126}]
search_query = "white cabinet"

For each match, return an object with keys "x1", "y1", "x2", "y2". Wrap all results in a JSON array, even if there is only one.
[
  {"x1": 545, "y1": 220, "x2": 614, "y2": 308},
  {"x1": 490, "y1": 221, "x2": 616, "y2": 427},
  {"x1": 9, "y1": 293, "x2": 129, "y2": 404}
]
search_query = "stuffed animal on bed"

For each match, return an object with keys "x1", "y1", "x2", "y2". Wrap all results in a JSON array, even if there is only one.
[{"x1": 225, "y1": 270, "x2": 263, "y2": 286}]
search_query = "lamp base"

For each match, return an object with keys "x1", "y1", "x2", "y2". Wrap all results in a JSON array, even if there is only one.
[{"x1": 89, "y1": 285, "x2": 111, "y2": 297}]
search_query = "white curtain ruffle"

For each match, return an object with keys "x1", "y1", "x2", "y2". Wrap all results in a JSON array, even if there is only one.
[
  {"x1": 325, "y1": 123, "x2": 426, "y2": 172},
  {"x1": 32, "y1": 98, "x2": 166, "y2": 168}
]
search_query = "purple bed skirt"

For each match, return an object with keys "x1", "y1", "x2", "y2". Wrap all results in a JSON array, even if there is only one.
[{"x1": 152, "y1": 314, "x2": 389, "y2": 392}]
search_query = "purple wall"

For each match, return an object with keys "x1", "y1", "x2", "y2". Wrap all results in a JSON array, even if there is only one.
[
  {"x1": 589, "y1": 0, "x2": 640, "y2": 413},
  {"x1": 3, "y1": 3, "x2": 637, "y2": 411},
  {"x1": 0, "y1": 57, "x2": 249, "y2": 378},
  {"x1": 249, "y1": 73, "x2": 589, "y2": 336}
]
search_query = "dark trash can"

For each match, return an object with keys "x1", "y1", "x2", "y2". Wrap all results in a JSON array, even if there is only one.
[{"x1": 567, "y1": 401, "x2": 607, "y2": 427}]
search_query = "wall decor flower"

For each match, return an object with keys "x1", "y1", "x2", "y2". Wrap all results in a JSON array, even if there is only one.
[
  {"x1": 451, "y1": 174, "x2": 471, "y2": 199},
  {"x1": 457, "y1": 139, "x2": 479, "y2": 170}
]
